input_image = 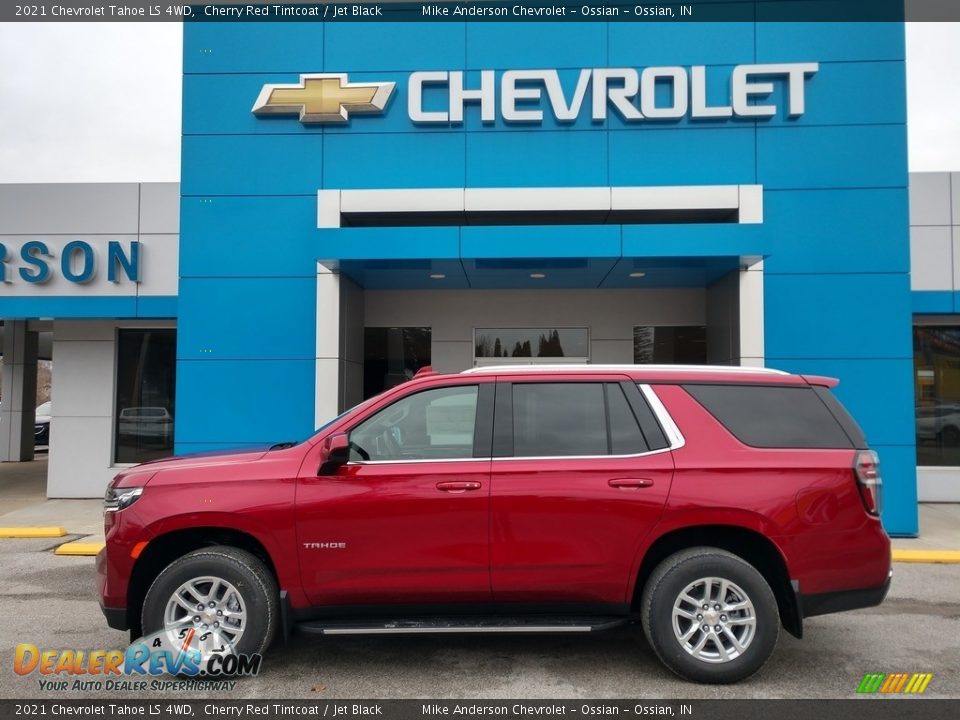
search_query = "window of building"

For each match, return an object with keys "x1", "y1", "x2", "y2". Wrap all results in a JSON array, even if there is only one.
[
  {"x1": 914, "y1": 324, "x2": 960, "y2": 466},
  {"x1": 114, "y1": 329, "x2": 176, "y2": 464},
  {"x1": 363, "y1": 327, "x2": 431, "y2": 399},
  {"x1": 474, "y1": 328, "x2": 589, "y2": 364},
  {"x1": 634, "y1": 326, "x2": 707, "y2": 364},
  {"x1": 349, "y1": 385, "x2": 479, "y2": 462}
]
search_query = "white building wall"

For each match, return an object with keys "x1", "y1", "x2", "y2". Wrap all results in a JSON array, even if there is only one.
[
  {"x1": 0, "y1": 183, "x2": 180, "y2": 497},
  {"x1": 363, "y1": 288, "x2": 707, "y2": 373},
  {"x1": 909, "y1": 172, "x2": 959, "y2": 292},
  {"x1": 47, "y1": 319, "x2": 176, "y2": 498},
  {"x1": 909, "y1": 172, "x2": 960, "y2": 502},
  {"x1": 0, "y1": 183, "x2": 179, "y2": 298},
  {"x1": 46, "y1": 320, "x2": 118, "y2": 498}
]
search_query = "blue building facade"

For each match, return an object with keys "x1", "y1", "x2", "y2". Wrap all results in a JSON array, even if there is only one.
[
  {"x1": 0, "y1": 16, "x2": 917, "y2": 532},
  {"x1": 176, "y1": 19, "x2": 915, "y2": 534}
]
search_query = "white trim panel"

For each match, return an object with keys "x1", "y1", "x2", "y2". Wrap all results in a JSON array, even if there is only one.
[
  {"x1": 917, "y1": 466, "x2": 960, "y2": 502},
  {"x1": 317, "y1": 185, "x2": 764, "y2": 229}
]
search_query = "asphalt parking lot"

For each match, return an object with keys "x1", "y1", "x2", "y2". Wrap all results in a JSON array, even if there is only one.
[{"x1": 0, "y1": 537, "x2": 958, "y2": 701}]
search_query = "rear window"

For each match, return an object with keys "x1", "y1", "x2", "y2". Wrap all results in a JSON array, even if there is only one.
[{"x1": 683, "y1": 384, "x2": 858, "y2": 449}]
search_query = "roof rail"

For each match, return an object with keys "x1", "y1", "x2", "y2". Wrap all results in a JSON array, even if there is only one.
[{"x1": 460, "y1": 364, "x2": 788, "y2": 375}]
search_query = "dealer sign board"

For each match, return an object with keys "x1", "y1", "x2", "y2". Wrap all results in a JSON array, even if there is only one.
[{"x1": 252, "y1": 63, "x2": 819, "y2": 125}]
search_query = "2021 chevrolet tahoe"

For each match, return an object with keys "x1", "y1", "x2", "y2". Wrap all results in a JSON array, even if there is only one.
[{"x1": 97, "y1": 365, "x2": 891, "y2": 683}]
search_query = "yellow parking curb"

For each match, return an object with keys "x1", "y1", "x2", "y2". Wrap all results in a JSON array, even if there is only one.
[
  {"x1": 892, "y1": 549, "x2": 960, "y2": 564},
  {"x1": 54, "y1": 541, "x2": 105, "y2": 556},
  {"x1": 0, "y1": 527, "x2": 67, "y2": 538}
]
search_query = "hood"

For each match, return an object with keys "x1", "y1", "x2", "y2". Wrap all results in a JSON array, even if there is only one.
[{"x1": 141, "y1": 446, "x2": 273, "y2": 468}]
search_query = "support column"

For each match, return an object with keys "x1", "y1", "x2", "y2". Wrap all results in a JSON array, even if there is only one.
[
  {"x1": 315, "y1": 266, "x2": 365, "y2": 429},
  {"x1": 738, "y1": 260, "x2": 765, "y2": 368},
  {"x1": 0, "y1": 321, "x2": 39, "y2": 461}
]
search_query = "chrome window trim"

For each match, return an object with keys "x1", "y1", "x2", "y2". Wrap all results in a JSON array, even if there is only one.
[
  {"x1": 639, "y1": 383, "x2": 686, "y2": 451},
  {"x1": 348, "y1": 456, "x2": 489, "y2": 466},
  {"x1": 346, "y1": 383, "x2": 685, "y2": 465},
  {"x1": 348, "y1": 446, "x2": 675, "y2": 466}
]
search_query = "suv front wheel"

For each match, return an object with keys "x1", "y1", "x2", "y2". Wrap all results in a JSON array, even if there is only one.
[
  {"x1": 640, "y1": 547, "x2": 780, "y2": 684},
  {"x1": 141, "y1": 546, "x2": 278, "y2": 660}
]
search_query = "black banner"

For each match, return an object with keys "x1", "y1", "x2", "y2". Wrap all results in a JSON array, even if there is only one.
[
  {"x1": 1, "y1": 700, "x2": 959, "y2": 720},
  {"x1": 4, "y1": 0, "x2": 960, "y2": 23}
]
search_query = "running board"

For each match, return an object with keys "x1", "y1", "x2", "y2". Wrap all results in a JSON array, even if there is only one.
[{"x1": 296, "y1": 615, "x2": 629, "y2": 636}]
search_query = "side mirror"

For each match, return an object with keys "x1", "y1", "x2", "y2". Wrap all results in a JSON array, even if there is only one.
[{"x1": 319, "y1": 433, "x2": 351, "y2": 476}]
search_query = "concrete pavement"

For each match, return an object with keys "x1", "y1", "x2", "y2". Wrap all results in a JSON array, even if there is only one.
[{"x1": 1, "y1": 537, "x2": 958, "y2": 699}]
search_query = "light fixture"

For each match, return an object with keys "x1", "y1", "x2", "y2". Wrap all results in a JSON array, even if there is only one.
[
  {"x1": 429, "y1": 273, "x2": 446, "y2": 279},
  {"x1": 629, "y1": 271, "x2": 646, "y2": 278},
  {"x1": 529, "y1": 272, "x2": 546, "y2": 279}
]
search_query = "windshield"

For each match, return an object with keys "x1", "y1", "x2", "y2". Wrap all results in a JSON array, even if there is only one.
[{"x1": 305, "y1": 395, "x2": 380, "y2": 442}]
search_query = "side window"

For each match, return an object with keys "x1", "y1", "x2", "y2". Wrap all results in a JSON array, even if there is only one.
[
  {"x1": 513, "y1": 383, "x2": 607, "y2": 457},
  {"x1": 683, "y1": 384, "x2": 855, "y2": 449},
  {"x1": 607, "y1": 384, "x2": 649, "y2": 455},
  {"x1": 509, "y1": 383, "x2": 663, "y2": 457},
  {"x1": 349, "y1": 385, "x2": 479, "y2": 462}
]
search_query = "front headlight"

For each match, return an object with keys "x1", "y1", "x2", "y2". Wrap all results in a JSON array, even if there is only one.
[{"x1": 104, "y1": 486, "x2": 143, "y2": 513}]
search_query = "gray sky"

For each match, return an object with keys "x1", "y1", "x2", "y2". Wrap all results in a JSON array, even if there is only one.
[{"x1": 0, "y1": 22, "x2": 956, "y2": 183}]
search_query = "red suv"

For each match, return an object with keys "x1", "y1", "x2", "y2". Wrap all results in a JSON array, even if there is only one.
[{"x1": 97, "y1": 365, "x2": 890, "y2": 683}]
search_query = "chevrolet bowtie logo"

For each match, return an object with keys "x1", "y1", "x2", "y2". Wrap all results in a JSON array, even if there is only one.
[{"x1": 252, "y1": 73, "x2": 395, "y2": 124}]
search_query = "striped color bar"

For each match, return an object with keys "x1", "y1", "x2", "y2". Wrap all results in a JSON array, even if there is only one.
[{"x1": 856, "y1": 672, "x2": 934, "y2": 694}]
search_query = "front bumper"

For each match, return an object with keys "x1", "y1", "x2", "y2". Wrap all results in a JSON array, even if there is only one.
[
  {"x1": 96, "y1": 544, "x2": 129, "y2": 630},
  {"x1": 100, "y1": 604, "x2": 128, "y2": 631}
]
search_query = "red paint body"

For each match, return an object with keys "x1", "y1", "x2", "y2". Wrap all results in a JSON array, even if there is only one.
[{"x1": 97, "y1": 367, "x2": 890, "y2": 629}]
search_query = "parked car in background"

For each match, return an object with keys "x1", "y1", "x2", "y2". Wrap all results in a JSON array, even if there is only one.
[
  {"x1": 915, "y1": 402, "x2": 960, "y2": 446},
  {"x1": 118, "y1": 407, "x2": 173, "y2": 442},
  {"x1": 34, "y1": 401, "x2": 51, "y2": 447}
]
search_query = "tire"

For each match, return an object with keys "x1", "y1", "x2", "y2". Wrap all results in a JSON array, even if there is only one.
[
  {"x1": 640, "y1": 547, "x2": 779, "y2": 684},
  {"x1": 141, "y1": 546, "x2": 278, "y2": 659}
]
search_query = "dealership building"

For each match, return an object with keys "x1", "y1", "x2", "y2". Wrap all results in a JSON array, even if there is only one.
[{"x1": 1, "y1": 18, "x2": 957, "y2": 536}]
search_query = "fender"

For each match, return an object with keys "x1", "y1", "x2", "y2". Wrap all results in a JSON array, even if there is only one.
[
  {"x1": 625, "y1": 507, "x2": 793, "y2": 602},
  {"x1": 139, "y1": 510, "x2": 308, "y2": 608}
]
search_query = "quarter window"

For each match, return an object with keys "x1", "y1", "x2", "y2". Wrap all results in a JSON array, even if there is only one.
[
  {"x1": 349, "y1": 385, "x2": 479, "y2": 462},
  {"x1": 683, "y1": 384, "x2": 856, "y2": 449}
]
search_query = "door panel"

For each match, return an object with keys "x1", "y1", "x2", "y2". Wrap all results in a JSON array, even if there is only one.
[
  {"x1": 296, "y1": 382, "x2": 494, "y2": 607},
  {"x1": 490, "y1": 379, "x2": 674, "y2": 604},
  {"x1": 490, "y1": 454, "x2": 673, "y2": 604},
  {"x1": 297, "y1": 460, "x2": 491, "y2": 606}
]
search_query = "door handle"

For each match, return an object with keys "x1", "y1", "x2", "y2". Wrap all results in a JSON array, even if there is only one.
[
  {"x1": 608, "y1": 478, "x2": 654, "y2": 490},
  {"x1": 436, "y1": 481, "x2": 482, "y2": 493}
]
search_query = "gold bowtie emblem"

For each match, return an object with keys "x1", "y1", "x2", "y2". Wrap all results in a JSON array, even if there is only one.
[{"x1": 252, "y1": 73, "x2": 395, "y2": 124}]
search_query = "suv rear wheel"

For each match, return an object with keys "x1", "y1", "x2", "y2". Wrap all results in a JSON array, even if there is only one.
[
  {"x1": 641, "y1": 547, "x2": 779, "y2": 684},
  {"x1": 141, "y1": 546, "x2": 278, "y2": 659}
]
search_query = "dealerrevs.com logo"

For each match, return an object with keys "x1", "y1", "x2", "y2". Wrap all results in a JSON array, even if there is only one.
[
  {"x1": 14, "y1": 629, "x2": 261, "y2": 692},
  {"x1": 856, "y1": 672, "x2": 934, "y2": 695}
]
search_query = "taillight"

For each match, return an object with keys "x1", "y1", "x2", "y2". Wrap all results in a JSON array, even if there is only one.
[{"x1": 854, "y1": 450, "x2": 882, "y2": 516}]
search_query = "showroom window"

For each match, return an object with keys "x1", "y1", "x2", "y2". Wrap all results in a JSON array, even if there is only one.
[
  {"x1": 634, "y1": 326, "x2": 707, "y2": 364},
  {"x1": 474, "y1": 328, "x2": 589, "y2": 364},
  {"x1": 114, "y1": 329, "x2": 176, "y2": 464},
  {"x1": 364, "y1": 327, "x2": 431, "y2": 399},
  {"x1": 914, "y1": 324, "x2": 960, "y2": 466}
]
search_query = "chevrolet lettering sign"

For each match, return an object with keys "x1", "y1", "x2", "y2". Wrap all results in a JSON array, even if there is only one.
[{"x1": 253, "y1": 63, "x2": 818, "y2": 125}]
